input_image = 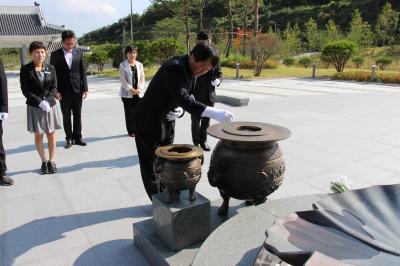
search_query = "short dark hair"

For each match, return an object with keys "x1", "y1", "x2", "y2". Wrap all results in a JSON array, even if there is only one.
[
  {"x1": 197, "y1": 31, "x2": 209, "y2": 41},
  {"x1": 124, "y1": 45, "x2": 138, "y2": 56},
  {"x1": 61, "y1": 30, "x2": 76, "y2": 41},
  {"x1": 190, "y1": 40, "x2": 219, "y2": 67},
  {"x1": 28, "y1": 41, "x2": 46, "y2": 54}
]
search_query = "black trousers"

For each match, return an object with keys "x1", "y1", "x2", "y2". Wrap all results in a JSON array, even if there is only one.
[
  {"x1": 121, "y1": 96, "x2": 139, "y2": 135},
  {"x1": 60, "y1": 93, "x2": 83, "y2": 141},
  {"x1": 133, "y1": 119, "x2": 175, "y2": 200},
  {"x1": 0, "y1": 121, "x2": 7, "y2": 176},
  {"x1": 191, "y1": 115, "x2": 210, "y2": 145}
]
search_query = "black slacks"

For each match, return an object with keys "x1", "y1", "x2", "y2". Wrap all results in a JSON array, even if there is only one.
[
  {"x1": 60, "y1": 92, "x2": 83, "y2": 141},
  {"x1": 133, "y1": 119, "x2": 175, "y2": 200},
  {"x1": 191, "y1": 115, "x2": 210, "y2": 145},
  {"x1": 121, "y1": 96, "x2": 139, "y2": 135},
  {"x1": 0, "y1": 121, "x2": 7, "y2": 176}
]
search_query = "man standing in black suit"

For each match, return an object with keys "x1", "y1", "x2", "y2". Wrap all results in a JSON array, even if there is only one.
[
  {"x1": 0, "y1": 58, "x2": 13, "y2": 186},
  {"x1": 191, "y1": 31, "x2": 222, "y2": 151},
  {"x1": 50, "y1": 30, "x2": 88, "y2": 148}
]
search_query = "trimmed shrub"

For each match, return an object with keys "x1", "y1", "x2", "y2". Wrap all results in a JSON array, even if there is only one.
[
  {"x1": 220, "y1": 59, "x2": 278, "y2": 69},
  {"x1": 375, "y1": 56, "x2": 393, "y2": 70},
  {"x1": 283, "y1": 57, "x2": 295, "y2": 67},
  {"x1": 298, "y1": 57, "x2": 312, "y2": 68},
  {"x1": 333, "y1": 71, "x2": 400, "y2": 84},
  {"x1": 321, "y1": 40, "x2": 357, "y2": 72},
  {"x1": 352, "y1": 55, "x2": 365, "y2": 69}
]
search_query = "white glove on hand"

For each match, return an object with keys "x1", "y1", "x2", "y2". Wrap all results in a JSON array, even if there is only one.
[
  {"x1": 201, "y1": 106, "x2": 234, "y2": 123},
  {"x1": 211, "y1": 78, "x2": 221, "y2": 87},
  {"x1": 39, "y1": 100, "x2": 51, "y2": 113},
  {"x1": 0, "y1": 112, "x2": 8, "y2": 121},
  {"x1": 166, "y1": 107, "x2": 184, "y2": 121}
]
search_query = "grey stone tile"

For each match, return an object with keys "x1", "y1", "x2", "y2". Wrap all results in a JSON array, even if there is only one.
[
  {"x1": 303, "y1": 170, "x2": 373, "y2": 192},
  {"x1": 2, "y1": 192, "x2": 73, "y2": 230},
  {"x1": 268, "y1": 180, "x2": 324, "y2": 200},
  {"x1": 363, "y1": 154, "x2": 400, "y2": 174},
  {"x1": 334, "y1": 162, "x2": 397, "y2": 185}
]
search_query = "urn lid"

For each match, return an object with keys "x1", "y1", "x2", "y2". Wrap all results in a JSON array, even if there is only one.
[
  {"x1": 207, "y1": 121, "x2": 290, "y2": 143},
  {"x1": 155, "y1": 144, "x2": 203, "y2": 161}
]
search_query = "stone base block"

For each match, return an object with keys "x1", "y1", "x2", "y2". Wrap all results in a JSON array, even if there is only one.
[
  {"x1": 133, "y1": 198, "x2": 246, "y2": 266},
  {"x1": 216, "y1": 95, "x2": 249, "y2": 106},
  {"x1": 152, "y1": 190, "x2": 210, "y2": 251}
]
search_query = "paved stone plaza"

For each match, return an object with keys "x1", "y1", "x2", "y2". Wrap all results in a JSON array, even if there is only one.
[{"x1": 1, "y1": 73, "x2": 400, "y2": 265}]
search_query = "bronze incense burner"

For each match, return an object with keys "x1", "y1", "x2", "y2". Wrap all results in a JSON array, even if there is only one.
[
  {"x1": 207, "y1": 122, "x2": 290, "y2": 215},
  {"x1": 154, "y1": 144, "x2": 204, "y2": 203}
]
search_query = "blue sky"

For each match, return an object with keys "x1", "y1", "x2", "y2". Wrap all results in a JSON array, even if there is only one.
[{"x1": 0, "y1": 0, "x2": 152, "y2": 37}]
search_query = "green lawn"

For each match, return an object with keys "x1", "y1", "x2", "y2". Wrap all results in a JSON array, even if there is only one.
[{"x1": 97, "y1": 64, "x2": 393, "y2": 81}]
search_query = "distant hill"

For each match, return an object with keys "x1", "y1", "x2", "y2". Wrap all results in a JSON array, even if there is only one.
[{"x1": 79, "y1": 0, "x2": 400, "y2": 45}]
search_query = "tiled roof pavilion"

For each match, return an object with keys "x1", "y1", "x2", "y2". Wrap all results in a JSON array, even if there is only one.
[
  {"x1": 0, "y1": 3, "x2": 65, "y2": 48},
  {"x1": 0, "y1": 2, "x2": 90, "y2": 62}
]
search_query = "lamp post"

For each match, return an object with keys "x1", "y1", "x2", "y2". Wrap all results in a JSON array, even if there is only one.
[{"x1": 130, "y1": 0, "x2": 133, "y2": 41}]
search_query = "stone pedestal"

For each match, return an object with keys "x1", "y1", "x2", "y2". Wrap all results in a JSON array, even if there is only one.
[{"x1": 152, "y1": 190, "x2": 210, "y2": 251}]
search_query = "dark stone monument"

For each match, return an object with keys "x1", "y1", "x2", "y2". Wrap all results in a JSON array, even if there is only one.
[{"x1": 255, "y1": 184, "x2": 400, "y2": 266}]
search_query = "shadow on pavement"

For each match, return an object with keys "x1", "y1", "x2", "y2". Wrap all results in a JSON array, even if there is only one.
[
  {"x1": 73, "y1": 239, "x2": 149, "y2": 266},
  {"x1": 58, "y1": 155, "x2": 139, "y2": 173},
  {"x1": 1, "y1": 205, "x2": 150, "y2": 266},
  {"x1": 5, "y1": 134, "x2": 128, "y2": 155}
]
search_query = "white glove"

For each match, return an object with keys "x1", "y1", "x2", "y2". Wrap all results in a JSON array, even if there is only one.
[
  {"x1": 166, "y1": 107, "x2": 184, "y2": 121},
  {"x1": 39, "y1": 100, "x2": 51, "y2": 113},
  {"x1": 0, "y1": 112, "x2": 8, "y2": 121},
  {"x1": 201, "y1": 106, "x2": 234, "y2": 123},
  {"x1": 189, "y1": 94, "x2": 195, "y2": 101},
  {"x1": 211, "y1": 78, "x2": 221, "y2": 87}
]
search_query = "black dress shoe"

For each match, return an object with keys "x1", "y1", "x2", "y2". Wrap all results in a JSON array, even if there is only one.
[
  {"x1": 200, "y1": 143, "x2": 211, "y2": 151},
  {"x1": 74, "y1": 139, "x2": 87, "y2": 146},
  {"x1": 0, "y1": 176, "x2": 14, "y2": 186},
  {"x1": 47, "y1": 161, "x2": 58, "y2": 174},
  {"x1": 65, "y1": 139, "x2": 72, "y2": 149},
  {"x1": 41, "y1": 162, "x2": 48, "y2": 174}
]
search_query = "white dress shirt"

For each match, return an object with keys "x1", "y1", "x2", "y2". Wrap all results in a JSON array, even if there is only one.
[{"x1": 63, "y1": 49, "x2": 73, "y2": 69}]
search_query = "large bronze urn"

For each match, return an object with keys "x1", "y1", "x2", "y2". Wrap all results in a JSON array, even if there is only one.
[
  {"x1": 154, "y1": 144, "x2": 204, "y2": 203},
  {"x1": 207, "y1": 122, "x2": 291, "y2": 215}
]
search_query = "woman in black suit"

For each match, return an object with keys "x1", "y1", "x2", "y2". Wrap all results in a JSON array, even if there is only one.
[{"x1": 20, "y1": 41, "x2": 62, "y2": 174}]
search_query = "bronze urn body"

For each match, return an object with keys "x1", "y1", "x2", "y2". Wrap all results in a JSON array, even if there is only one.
[
  {"x1": 207, "y1": 122, "x2": 290, "y2": 215},
  {"x1": 154, "y1": 144, "x2": 204, "y2": 203}
]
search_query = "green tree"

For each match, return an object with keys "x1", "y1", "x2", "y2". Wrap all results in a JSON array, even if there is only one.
[
  {"x1": 250, "y1": 33, "x2": 279, "y2": 76},
  {"x1": 352, "y1": 55, "x2": 364, "y2": 69},
  {"x1": 375, "y1": 3, "x2": 399, "y2": 51},
  {"x1": 281, "y1": 22, "x2": 302, "y2": 57},
  {"x1": 305, "y1": 18, "x2": 323, "y2": 52},
  {"x1": 151, "y1": 38, "x2": 185, "y2": 64},
  {"x1": 153, "y1": 17, "x2": 187, "y2": 39},
  {"x1": 87, "y1": 49, "x2": 108, "y2": 73},
  {"x1": 347, "y1": 9, "x2": 374, "y2": 55},
  {"x1": 321, "y1": 40, "x2": 357, "y2": 72},
  {"x1": 299, "y1": 57, "x2": 312, "y2": 68},
  {"x1": 324, "y1": 19, "x2": 341, "y2": 43},
  {"x1": 376, "y1": 56, "x2": 393, "y2": 70}
]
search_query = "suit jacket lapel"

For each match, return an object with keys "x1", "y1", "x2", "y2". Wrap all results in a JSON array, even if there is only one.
[
  {"x1": 70, "y1": 49, "x2": 78, "y2": 71},
  {"x1": 29, "y1": 65, "x2": 43, "y2": 89}
]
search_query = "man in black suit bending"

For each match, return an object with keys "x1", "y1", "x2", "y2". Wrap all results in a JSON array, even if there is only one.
[{"x1": 50, "y1": 30, "x2": 88, "y2": 148}]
